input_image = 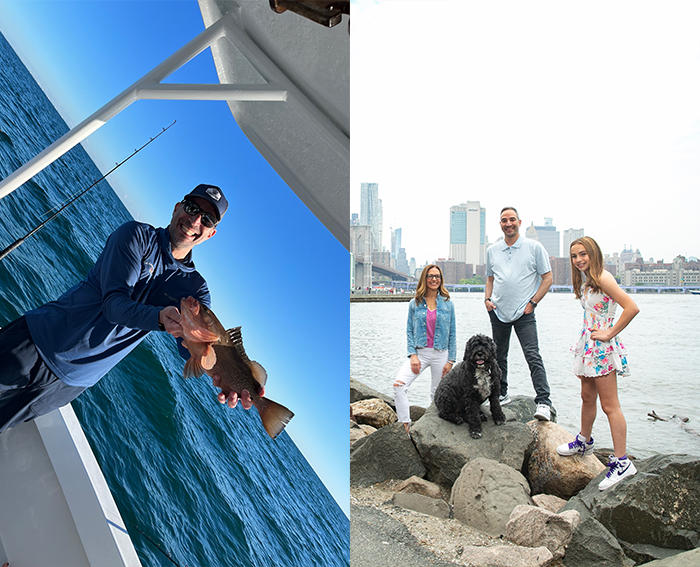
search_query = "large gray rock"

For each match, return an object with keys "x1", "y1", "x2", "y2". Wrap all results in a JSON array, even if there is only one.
[
  {"x1": 350, "y1": 422, "x2": 426, "y2": 486},
  {"x1": 620, "y1": 542, "x2": 685, "y2": 565},
  {"x1": 561, "y1": 454, "x2": 700, "y2": 551},
  {"x1": 498, "y1": 395, "x2": 557, "y2": 424},
  {"x1": 350, "y1": 377, "x2": 394, "y2": 406},
  {"x1": 527, "y1": 421, "x2": 605, "y2": 498},
  {"x1": 643, "y1": 548, "x2": 700, "y2": 567},
  {"x1": 351, "y1": 398, "x2": 397, "y2": 429},
  {"x1": 563, "y1": 515, "x2": 634, "y2": 567},
  {"x1": 350, "y1": 420, "x2": 369, "y2": 447},
  {"x1": 409, "y1": 405, "x2": 426, "y2": 423},
  {"x1": 505, "y1": 504, "x2": 580, "y2": 560},
  {"x1": 450, "y1": 457, "x2": 534, "y2": 537},
  {"x1": 411, "y1": 404, "x2": 534, "y2": 486},
  {"x1": 351, "y1": 433, "x2": 370, "y2": 454}
]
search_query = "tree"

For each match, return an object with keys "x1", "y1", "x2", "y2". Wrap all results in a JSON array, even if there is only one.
[{"x1": 459, "y1": 276, "x2": 485, "y2": 285}]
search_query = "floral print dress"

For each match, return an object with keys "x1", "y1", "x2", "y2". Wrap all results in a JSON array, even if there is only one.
[{"x1": 571, "y1": 287, "x2": 630, "y2": 377}]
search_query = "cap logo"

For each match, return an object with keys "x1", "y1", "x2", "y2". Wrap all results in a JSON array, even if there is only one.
[{"x1": 206, "y1": 186, "x2": 221, "y2": 201}]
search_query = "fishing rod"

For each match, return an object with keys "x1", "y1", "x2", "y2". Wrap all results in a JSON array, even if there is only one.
[
  {"x1": 127, "y1": 520, "x2": 186, "y2": 567},
  {"x1": 0, "y1": 120, "x2": 176, "y2": 262}
]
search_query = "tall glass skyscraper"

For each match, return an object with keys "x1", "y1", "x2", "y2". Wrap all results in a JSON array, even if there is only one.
[
  {"x1": 391, "y1": 227, "x2": 402, "y2": 261},
  {"x1": 360, "y1": 182, "x2": 382, "y2": 251},
  {"x1": 450, "y1": 201, "x2": 486, "y2": 265}
]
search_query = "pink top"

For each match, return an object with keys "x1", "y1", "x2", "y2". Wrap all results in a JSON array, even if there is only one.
[{"x1": 426, "y1": 307, "x2": 437, "y2": 348}]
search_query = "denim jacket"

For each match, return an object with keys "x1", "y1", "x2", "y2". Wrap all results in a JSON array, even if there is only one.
[{"x1": 406, "y1": 294, "x2": 456, "y2": 362}]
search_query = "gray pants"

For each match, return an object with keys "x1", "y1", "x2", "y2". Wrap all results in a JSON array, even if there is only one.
[
  {"x1": 488, "y1": 310, "x2": 551, "y2": 406},
  {"x1": 0, "y1": 316, "x2": 85, "y2": 434}
]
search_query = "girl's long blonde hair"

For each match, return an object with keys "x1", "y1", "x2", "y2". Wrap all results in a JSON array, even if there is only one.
[
  {"x1": 570, "y1": 236, "x2": 604, "y2": 299},
  {"x1": 415, "y1": 264, "x2": 450, "y2": 305}
]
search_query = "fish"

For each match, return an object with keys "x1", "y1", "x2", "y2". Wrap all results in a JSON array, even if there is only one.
[{"x1": 179, "y1": 296, "x2": 294, "y2": 438}]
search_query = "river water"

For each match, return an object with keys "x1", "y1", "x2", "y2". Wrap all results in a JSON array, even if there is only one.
[{"x1": 351, "y1": 292, "x2": 700, "y2": 459}]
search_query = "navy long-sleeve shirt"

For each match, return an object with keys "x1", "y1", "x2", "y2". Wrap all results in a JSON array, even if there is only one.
[{"x1": 25, "y1": 221, "x2": 210, "y2": 387}]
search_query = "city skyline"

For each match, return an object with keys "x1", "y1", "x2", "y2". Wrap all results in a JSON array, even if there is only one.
[
  {"x1": 352, "y1": 187, "x2": 694, "y2": 269},
  {"x1": 351, "y1": 1, "x2": 700, "y2": 267}
]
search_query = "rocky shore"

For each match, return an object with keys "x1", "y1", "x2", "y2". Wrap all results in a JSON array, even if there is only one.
[{"x1": 350, "y1": 378, "x2": 700, "y2": 567}]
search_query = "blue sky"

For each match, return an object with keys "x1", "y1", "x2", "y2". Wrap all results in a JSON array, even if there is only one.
[{"x1": 0, "y1": 1, "x2": 349, "y2": 516}]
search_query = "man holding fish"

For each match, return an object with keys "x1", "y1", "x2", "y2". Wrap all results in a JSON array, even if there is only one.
[{"x1": 0, "y1": 184, "x2": 289, "y2": 436}]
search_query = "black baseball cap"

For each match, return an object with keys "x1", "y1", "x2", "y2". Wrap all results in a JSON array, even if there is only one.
[{"x1": 184, "y1": 184, "x2": 228, "y2": 221}]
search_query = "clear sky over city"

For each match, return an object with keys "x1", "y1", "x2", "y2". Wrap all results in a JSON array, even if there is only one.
[
  {"x1": 0, "y1": 1, "x2": 348, "y2": 514},
  {"x1": 351, "y1": 0, "x2": 700, "y2": 267}
]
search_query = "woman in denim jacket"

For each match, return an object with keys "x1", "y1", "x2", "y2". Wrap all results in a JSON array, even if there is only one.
[{"x1": 393, "y1": 264, "x2": 457, "y2": 433}]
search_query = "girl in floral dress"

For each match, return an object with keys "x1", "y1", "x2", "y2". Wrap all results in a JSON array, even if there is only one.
[{"x1": 556, "y1": 237, "x2": 640, "y2": 490}]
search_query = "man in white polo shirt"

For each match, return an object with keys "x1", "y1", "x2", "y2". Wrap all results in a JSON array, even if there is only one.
[{"x1": 484, "y1": 206, "x2": 554, "y2": 421}]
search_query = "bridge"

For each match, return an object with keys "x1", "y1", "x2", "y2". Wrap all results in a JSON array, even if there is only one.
[
  {"x1": 351, "y1": 226, "x2": 415, "y2": 287},
  {"x1": 382, "y1": 283, "x2": 700, "y2": 294},
  {"x1": 372, "y1": 262, "x2": 414, "y2": 282}
]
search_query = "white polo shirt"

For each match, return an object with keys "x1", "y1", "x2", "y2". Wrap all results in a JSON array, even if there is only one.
[{"x1": 486, "y1": 235, "x2": 551, "y2": 323}]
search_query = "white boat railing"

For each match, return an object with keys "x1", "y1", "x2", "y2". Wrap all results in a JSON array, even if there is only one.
[{"x1": 0, "y1": 405, "x2": 141, "y2": 566}]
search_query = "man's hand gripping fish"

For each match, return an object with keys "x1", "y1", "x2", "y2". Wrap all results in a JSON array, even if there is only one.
[{"x1": 179, "y1": 296, "x2": 294, "y2": 438}]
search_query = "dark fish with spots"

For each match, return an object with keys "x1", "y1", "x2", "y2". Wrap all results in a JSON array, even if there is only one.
[{"x1": 179, "y1": 296, "x2": 294, "y2": 438}]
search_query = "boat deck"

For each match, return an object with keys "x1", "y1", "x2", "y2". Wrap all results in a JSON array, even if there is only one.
[{"x1": 0, "y1": 406, "x2": 141, "y2": 566}]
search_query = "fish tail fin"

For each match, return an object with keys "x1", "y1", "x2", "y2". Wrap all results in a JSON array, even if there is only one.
[
  {"x1": 183, "y1": 356, "x2": 205, "y2": 379},
  {"x1": 255, "y1": 397, "x2": 294, "y2": 439}
]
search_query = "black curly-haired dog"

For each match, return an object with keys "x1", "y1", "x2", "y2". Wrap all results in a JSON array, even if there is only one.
[{"x1": 434, "y1": 334, "x2": 506, "y2": 439}]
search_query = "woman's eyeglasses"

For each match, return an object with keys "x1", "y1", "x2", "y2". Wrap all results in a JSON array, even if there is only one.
[
  {"x1": 182, "y1": 199, "x2": 218, "y2": 228},
  {"x1": 426, "y1": 274, "x2": 441, "y2": 280}
]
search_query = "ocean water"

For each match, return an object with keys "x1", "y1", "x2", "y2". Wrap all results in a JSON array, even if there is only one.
[
  {"x1": 352, "y1": 292, "x2": 700, "y2": 460},
  {"x1": 0, "y1": 32, "x2": 348, "y2": 567}
]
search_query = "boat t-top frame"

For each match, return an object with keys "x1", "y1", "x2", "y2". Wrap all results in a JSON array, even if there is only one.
[{"x1": 0, "y1": 0, "x2": 350, "y2": 248}]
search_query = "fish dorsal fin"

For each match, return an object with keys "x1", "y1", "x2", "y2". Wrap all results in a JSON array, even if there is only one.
[
  {"x1": 226, "y1": 327, "x2": 250, "y2": 362},
  {"x1": 226, "y1": 327, "x2": 268, "y2": 386}
]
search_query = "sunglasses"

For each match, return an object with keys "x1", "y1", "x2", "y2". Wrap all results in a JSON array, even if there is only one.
[{"x1": 182, "y1": 199, "x2": 218, "y2": 228}]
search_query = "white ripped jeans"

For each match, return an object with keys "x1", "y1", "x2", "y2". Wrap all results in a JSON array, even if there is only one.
[{"x1": 393, "y1": 347, "x2": 448, "y2": 424}]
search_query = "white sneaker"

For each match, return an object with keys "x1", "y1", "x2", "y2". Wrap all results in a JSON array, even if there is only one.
[
  {"x1": 534, "y1": 403, "x2": 551, "y2": 421},
  {"x1": 599, "y1": 456, "x2": 637, "y2": 491},
  {"x1": 557, "y1": 433, "x2": 594, "y2": 456},
  {"x1": 499, "y1": 393, "x2": 511, "y2": 405}
]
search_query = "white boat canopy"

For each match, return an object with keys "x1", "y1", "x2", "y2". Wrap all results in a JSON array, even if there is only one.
[{"x1": 0, "y1": 0, "x2": 350, "y2": 248}]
